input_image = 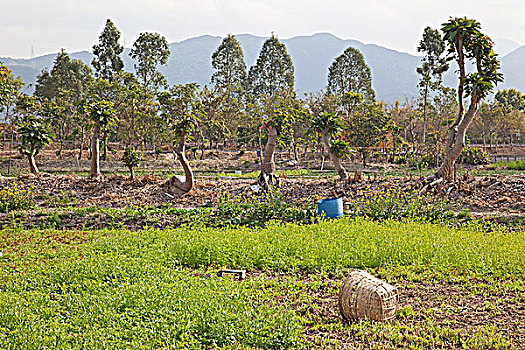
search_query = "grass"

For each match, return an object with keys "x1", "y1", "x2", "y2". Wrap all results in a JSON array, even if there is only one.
[
  {"x1": 1, "y1": 219, "x2": 524, "y2": 349},
  {"x1": 490, "y1": 160, "x2": 525, "y2": 171}
]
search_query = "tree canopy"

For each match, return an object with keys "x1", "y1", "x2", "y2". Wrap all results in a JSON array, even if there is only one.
[
  {"x1": 92, "y1": 19, "x2": 124, "y2": 83},
  {"x1": 327, "y1": 47, "x2": 374, "y2": 101},
  {"x1": 246, "y1": 35, "x2": 294, "y2": 99}
]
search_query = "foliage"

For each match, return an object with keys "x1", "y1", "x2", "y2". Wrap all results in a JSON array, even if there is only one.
[
  {"x1": 417, "y1": 27, "x2": 449, "y2": 91},
  {"x1": 0, "y1": 180, "x2": 34, "y2": 213},
  {"x1": 211, "y1": 34, "x2": 246, "y2": 98},
  {"x1": 0, "y1": 63, "x2": 24, "y2": 122},
  {"x1": 442, "y1": 17, "x2": 503, "y2": 103},
  {"x1": 121, "y1": 147, "x2": 142, "y2": 169},
  {"x1": 85, "y1": 100, "x2": 117, "y2": 128},
  {"x1": 344, "y1": 93, "x2": 390, "y2": 166},
  {"x1": 211, "y1": 190, "x2": 315, "y2": 227},
  {"x1": 0, "y1": 251, "x2": 301, "y2": 349},
  {"x1": 246, "y1": 35, "x2": 294, "y2": 99},
  {"x1": 260, "y1": 108, "x2": 295, "y2": 145},
  {"x1": 347, "y1": 187, "x2": 455, "y2": 223},
  {"x1": 327, "y1": 46, "x2": 374, "y2": 101},
  {"x1": 158, "y1": 83, "x2": 202, "y2": 149},
  {"x1": 309, "y1": 110, "x2": 344, "y2": 136},
  {"x1": 417, "y1": 26, "x2": 449, "y2": 144},
  {"x1": 35, "y1": 49, "x2": 93, "y2": 100},
  {"x1": 16, "y1": 117, "x2": 54, "y2": 157},
  {"x1": 0, "y1": 64, "x2": 10, "y2": 108},
  {"x1": 15, "y1": 95, "x2": 55, "y2": 160},
  {"x1": 459, "y1": 146, "x2": 490, "y2": 165},
  {"x1": 494, "y1": 89, "x2": 525, "y2": 113},
  {"x1": 489, "y1": 160, "x2": 525, "y2": 171},
  {"x1": 92, "y1": 18, "x2": 124, "y2": 82},
  {"x1": 328, "y1": 138, "x2": 352, "y2": 158},
  {"x1": 130, "y1": 32, "x2": 170, "y2": 90}
]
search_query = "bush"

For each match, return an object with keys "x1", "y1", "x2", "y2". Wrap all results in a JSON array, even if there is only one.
[
  {"x1": 0, "y1": 180, "x2": 34, "y2": 213},
  {"x1": 459, "y1": 146, "x2": 490, "y2": 165},
  {"x1": 347, "y1": 186, "x2": 455, "y2": 223},
  {"x1": 211, "y1": 190, "x2": 315, "y2": 227},
  {"x1": 121, "y1": 147, "x2": 142, "y2": 178}
]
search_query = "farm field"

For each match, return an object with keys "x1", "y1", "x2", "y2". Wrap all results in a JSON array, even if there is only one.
[
  {"x1": 2, "y1": 12, "x2": 525, "y2": 348},
  {"x1": 1, "y1": 219, "x2": 524, "y2": 349}
]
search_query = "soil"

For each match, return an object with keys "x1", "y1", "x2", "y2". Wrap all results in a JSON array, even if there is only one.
[
  {"x1": 1, "y1": 168, "x2": 524, "y2": 230},
  {"x1": 289, "y1": 273, "x2": 525, "y2": 349}
]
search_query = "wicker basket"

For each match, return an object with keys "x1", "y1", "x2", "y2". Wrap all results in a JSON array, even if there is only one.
[{"x1": 338, "y1": 269, "x2": 398, "y2": 322}]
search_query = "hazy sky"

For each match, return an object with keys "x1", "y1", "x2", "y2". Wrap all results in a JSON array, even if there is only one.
[{"x1": 1, "y1": 0, "x2": 524, "y2": 58}]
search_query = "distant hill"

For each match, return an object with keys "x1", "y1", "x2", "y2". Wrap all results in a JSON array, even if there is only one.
[{"x1": 2, "y1": 33, "x2": 524, "y2": 102}]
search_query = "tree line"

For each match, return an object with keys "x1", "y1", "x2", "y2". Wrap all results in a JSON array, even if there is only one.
[{"x1": 1, "y1": 17, "x2": 523, "y2": 186}]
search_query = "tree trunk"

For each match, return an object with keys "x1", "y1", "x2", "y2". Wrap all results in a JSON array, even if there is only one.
[
  {"x1": 78, "y1": 127, "x2": 84, "y2": 160},
  {"x1": 28, "y1": 153, "x2": 39, "y2": 174},
  {"x1": 293, "y1": 142, "x2": 299, "y2": 162},
  {"x1": 129, "y1": 166, "x2": 135, "y2": 180},
  {"x1": 436, "y1": 92, "x2": 479, "y2": 181},
  {"x1": 258, "y1": 126, "x2": 279, "y2": 190},
  {"x1": 164, "y1": 135, "x2": 195, "y2": 195},
  {"x1": 322, "y1": 130, "x2": 347, "y2": 180},
  {"x1": 102, "y1": 131, "x2": 108, "y2": 161},
  {"x1": 422, "y1": 83, "x2": 428, "y2": 145},
  {"x1": 90, "y1": 122, "x2": 101, "y2": 178}
]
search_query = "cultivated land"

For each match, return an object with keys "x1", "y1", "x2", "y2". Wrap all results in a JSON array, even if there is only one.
[{"x1": 1, "y1": 149, "x2": 524, "y2": 349}]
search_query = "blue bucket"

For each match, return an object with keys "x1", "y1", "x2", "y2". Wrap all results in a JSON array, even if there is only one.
[{"x1": 317, "y1": 197, "x2": 343, "y2": 219}]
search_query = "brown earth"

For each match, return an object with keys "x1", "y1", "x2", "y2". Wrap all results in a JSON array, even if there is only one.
[{"x1": 0, "y1": 170, "x2": 524, "y2": 229}]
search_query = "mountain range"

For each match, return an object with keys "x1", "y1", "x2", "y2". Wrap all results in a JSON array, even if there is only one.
[{"x1": 2, "y1": 33, "x2": 524, "y2": 103}]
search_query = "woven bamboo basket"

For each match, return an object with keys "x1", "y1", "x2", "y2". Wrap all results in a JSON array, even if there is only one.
[{"x1": 338, "y1": 269, "x2": 398, "y2": 322}]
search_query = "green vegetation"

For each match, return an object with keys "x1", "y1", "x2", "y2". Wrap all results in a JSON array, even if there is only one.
[
  {"x1": 347, "y1": 187, "x2": 454, "y2": 223},
  {"x1": 1, "y1": 219, "x2": 523, "y2": 348},
  {"x1": 490, "y1": 160, "x2": 525, "y2": 170},
  {"x1": 0, "y1": 180, "x2": 34, "y2": 213}
]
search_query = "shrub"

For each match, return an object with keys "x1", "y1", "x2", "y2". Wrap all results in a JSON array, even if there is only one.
[
  {"x1": 347, "y1": 186, "x2": 454, "y2": 223},
  {"x1": 211, "y1": 190, "x2": 315, "y2": 227},
  {"x1": 459, "y1": 146, "x2": 490, "y2": 165},
  {"x1": 121, "y1": 147, "x2": 142, "y2": 179}
]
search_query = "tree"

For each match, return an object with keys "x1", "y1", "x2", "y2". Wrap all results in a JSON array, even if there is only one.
[
  {"x1": 158, "y1": 83, "x2": 202, "y2": 194},
  {"x1": 1, "y1": 63, "x2": 25, "y2": 175},
  {"x1": 122, "y1": 147, "x2": 141, "y2": 180},
  {"x1": 15, "y1": 96, "x2": 54, "y2": 174},
  {"x1": 473, "y1": 102, "x2": 503, "y2": 147},
  {"x1": 309, "y1": 110, "x2": 350, "y2": 180},
  {"x1": 130, "y1": 32, "x2": 170, "y2": 91},
  {"x1": 245, "y1": 34, "x2": 294, "y2": 99},
  {"x1": 344, "y1": 92, "x2": 390, "y2": 167},
  {"x1": 210, "y1": 35, "x2": 247, "y2": 146},
  {"x1": 436, "y1": 17, "x2": 503, "y2": 180},
  {"x1": 92, "y1": 19, "x2": 124, "y2": 83},
  {"x1": 327, "y1": 47, "x2": 374, "y2": 101},
  {"x1": 417, "y1": 26, "x2": 449, "y2": 144},
  {"x1": 34, "y1": 51, "x2": 93, "y2": 158},
  {"x1": 85, "y1": 100, "x2": 117, "y2": 178},
  {"x1": 494, "y1": 89, "x2": 525, "y2": 145},
  {"x1": 35, "y1": 49, "x2": 93, "y2": 100},
  {"x1": 211, "y1": 34, "x2": 247, "y2": 98},
  {"x1": 1, "y1": 63, "x2": 24, "y2": 120},
  {"x1": 257, "y1": 98, "x2": 296, "y2": 190},
  {"x1": 495, "y1": 89, "x2": 525, "y2": 113}
]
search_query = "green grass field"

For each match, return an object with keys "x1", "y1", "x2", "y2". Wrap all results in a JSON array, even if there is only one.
[{"x1": 1, "y1": 219, "x2": 524, "y2": 349}]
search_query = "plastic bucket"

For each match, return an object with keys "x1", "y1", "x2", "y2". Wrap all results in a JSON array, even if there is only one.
[{"x1": 317, "y1": 197, "x2": 343, "y2": 219}]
